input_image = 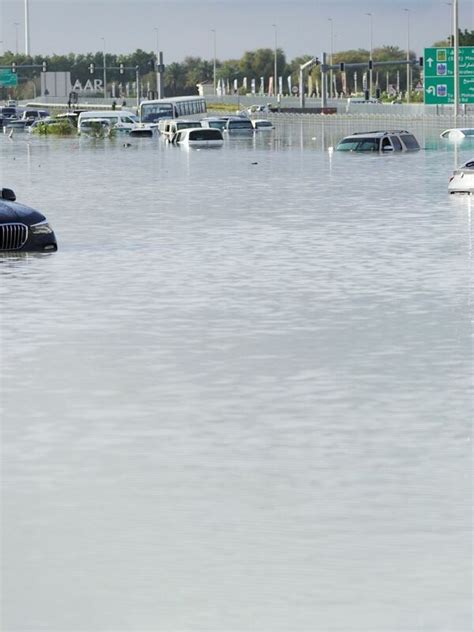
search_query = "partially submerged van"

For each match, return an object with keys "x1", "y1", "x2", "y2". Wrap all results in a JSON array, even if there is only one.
[
  {"x1": 158, "y1": 118, "x2": 202, "y2": 140},
  {"x1": 77, "y1": 110, "x2": 138, "y2": 134}
]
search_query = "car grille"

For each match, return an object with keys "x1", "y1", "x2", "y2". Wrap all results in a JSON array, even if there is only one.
[{"x1": 0, "y1": 223, "x2": 28, "y2": 250}]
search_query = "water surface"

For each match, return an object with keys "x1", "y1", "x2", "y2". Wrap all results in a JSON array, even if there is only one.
[{"x1": 1, "y1": 120, "x2": 472, "y2": 631}]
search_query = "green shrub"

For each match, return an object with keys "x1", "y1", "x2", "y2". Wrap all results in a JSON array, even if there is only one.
[{"x1": 33, "y1": 120, "x2": 77, "y2": 136}]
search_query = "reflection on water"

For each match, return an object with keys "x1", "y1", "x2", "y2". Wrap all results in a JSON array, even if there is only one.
[{"x1": 1, "y1": 119, "x2": 472, "y2": 631}]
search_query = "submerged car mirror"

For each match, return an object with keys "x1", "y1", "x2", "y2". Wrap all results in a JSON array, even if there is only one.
[{"x1": 1, "y1": 188, "x2": 16, "y2": 201}]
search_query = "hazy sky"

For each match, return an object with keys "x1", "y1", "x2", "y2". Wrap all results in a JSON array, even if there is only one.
[{"x1": 1, "y1": 0, "x2": 473, "y2": 62}]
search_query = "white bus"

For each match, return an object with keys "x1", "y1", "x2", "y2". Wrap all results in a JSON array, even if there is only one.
[{"x1": 139, "y1": 96, "x2": 207, "y2": 124}]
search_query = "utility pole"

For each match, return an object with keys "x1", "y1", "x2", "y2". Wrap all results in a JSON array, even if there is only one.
[
  {"x1": 272, "y1": 24, "x2": 278, "y2": 98},
  {"x1": 453, "y1": 0, "x2": 459, "y2": 120},
  {"x1": 101, "y1": 38, "x2": 107, "y2": 98},
  {"x1": 366, "y1": 13, "x2": 373, "y2": 97},
  {"x1": 14, "y1": 23, "x2": 19, "y2": 55},
  {"x1": 24, "y1": 0, "x2": 30, "y2": 55},
  {"x1": 211, "y1": 29, "x2": 216, "y2": 96},
  {"x1": 328, "y1": 18, "x2": 334, "y2": 99},
  {"x1": 154, "y1": 28, "x2": 159, "y2": 98},
  {"x1": 404, "y1": 9, "x2": 410, "y2": 103}
]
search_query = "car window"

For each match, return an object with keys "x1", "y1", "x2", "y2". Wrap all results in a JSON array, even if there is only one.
[
  {"x1": 190, "y1": 129, "x2": 221, "y2": 141},
  {"x1": 357, "y1": 139, "x2": 379, "y2": 151},
  {"x1": 389, "y1": 135, "x2": 403, "y2": 150},
  {"x1": 400, "y1": 134, "x2": 420, "y2": 150},
  {"x1": 337, "y1": 137, "x2": 378, "y2": 151},
  {"x1": 228, "y1": 120, "x2": 253, "y2": 129}
]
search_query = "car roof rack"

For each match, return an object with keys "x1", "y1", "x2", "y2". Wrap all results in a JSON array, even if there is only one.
[{"x1": 351, "y1": 130, "x2": 411, "y2": 136}]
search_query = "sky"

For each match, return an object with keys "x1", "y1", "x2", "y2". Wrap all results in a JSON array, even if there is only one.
[{"x1": 1, "y1": 0, "x2": 473, "y2": 62}]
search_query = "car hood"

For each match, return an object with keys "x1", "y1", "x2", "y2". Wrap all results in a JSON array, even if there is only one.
[{"x1": 0, "y1": 200, "x2": 46, "y2": 225}]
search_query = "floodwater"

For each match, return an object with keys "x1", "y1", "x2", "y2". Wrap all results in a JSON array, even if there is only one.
[{"x1": 1, "y1": 119, "x2": 472, "y2": 631}]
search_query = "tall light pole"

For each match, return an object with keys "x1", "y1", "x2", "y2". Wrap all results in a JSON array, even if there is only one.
[
  {"x1": 101, "y1": 37, "x2": 107, "y2": 99},
  {"x1": 24, "y1": 0, "x2": 30, "y2": 55},
  {"x1": 328, "y1": 18, "x2": 334, "y2": 98},
  {"x1": 154, "y1": 28, "x2": 160, "y2": 97},
  {"x1": 453, "y1": 0, "x2": 459, "y2": 119},
  {"x1": 14, "y1": 23, "x2": 20, "y2": 55},
  {"x1": 272, "y1": 24, "x2": 277, "y2": 97},
  {"x1": 365, "y1": 12, "x2": 373, "y2": 97},
  {"x1": 446, "y1": 3, "x2": 453, "y2": 45},
  {"x1": 210, "y1": 29, "x2": 217, "y2": 95},
  {"x1": 404, "y1": 9, "x2": 410, "y2": 103}
]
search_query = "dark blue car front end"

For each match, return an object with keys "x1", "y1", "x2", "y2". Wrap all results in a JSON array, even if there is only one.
[{"x1": 0, "y1": 190, "x2": 58, "y2": 253}]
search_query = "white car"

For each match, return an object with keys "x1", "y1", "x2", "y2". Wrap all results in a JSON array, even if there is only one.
[
  {"x1": 440, "y1": 128, "x2": 474, "y2": 140},
  {"x1": 252, "y1": 119, "x2": 274, "y2": 130},
  {"x1": 448, "y1": 159, "x2": 474, "y2": 194},
  {"x1": 171, "y1": 127, "x2": 223, "y2": 148}
]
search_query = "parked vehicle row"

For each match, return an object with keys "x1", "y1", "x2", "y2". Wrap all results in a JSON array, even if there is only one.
[{"x1": 1, "y1": 106, "x2": 51, "y2": 131}]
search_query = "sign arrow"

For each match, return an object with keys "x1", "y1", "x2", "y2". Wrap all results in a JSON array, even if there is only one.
[
  {"x1": 427, "y1": 86, "x2": 436, "y2": 95},
  {"x1": 427, "y1": 57, "x2": 434, "y2": 68}
]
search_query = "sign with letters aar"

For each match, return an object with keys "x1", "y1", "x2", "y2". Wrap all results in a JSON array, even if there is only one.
[
  {"x1": 0, "y1": 70, "x2": 18, "y2": 87},
  {"x1": 424, "y1": 47, "x2": 474, "y2": 104}
]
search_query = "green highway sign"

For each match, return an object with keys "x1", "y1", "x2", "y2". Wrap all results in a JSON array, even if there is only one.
[
  {"x1": 0, "y1": 70, "x2": 18, "y2": 87},
  {"x1": 424, "y1": 47, "x2": 474, "y2": 104}
]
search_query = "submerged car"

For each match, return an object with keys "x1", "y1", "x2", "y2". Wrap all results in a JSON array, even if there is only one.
[
  {"x1": 200, "y1": 117, "x2": 228, "y2": 131},
  {"x1": 336, "y1": 130, "x2": 420, "y2": 153},
  {"x1": 223, "y1": 116, "x2": 255, "y2": 134},
  {"x1": 448, "y1": 159, "x2": 474, "y2": 194},
  {"x1": 171, "y1": 127, "x2": 223, "y2": 147},
  {"x1": 252, "y1": 119, "x2": 274, "y2": 130},
  {"x1": 0, "y1": 188, "x2": 57, "y2": 252},
  {"x1": 440, "y1": 128, "x2": 474, "y2": 140}
]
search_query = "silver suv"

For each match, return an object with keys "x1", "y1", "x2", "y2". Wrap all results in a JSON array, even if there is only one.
[{"x1": 336, "y1": 130, "x2": 420, "y2": 153}]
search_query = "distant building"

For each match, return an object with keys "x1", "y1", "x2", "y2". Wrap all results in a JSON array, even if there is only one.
[{"x1": 197, "y1": 82, "x2": 215, "y2": 97}]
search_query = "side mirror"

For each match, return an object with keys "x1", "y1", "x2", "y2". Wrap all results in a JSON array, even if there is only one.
[{"x1": 1, "y1": 188, "x2": 16, "y2": 201}]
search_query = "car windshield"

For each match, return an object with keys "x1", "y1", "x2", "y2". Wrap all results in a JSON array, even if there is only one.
[
  {"x1": 82, "y1": 120, "x2": 110, "y2": 129},
  {"x1": 337, "y1": 137, "x2": 380, "y2": 151},
  {"x1": 204, "y1": 119, "x2": 226, "y2": 129},
  {"x1": 177, "y1": 122, "x2": 201, "y2": 130},
  {"x1": 189, "y1": 129, "x2": 221, "y2": 140},
  {"x1": 228, "y1": 120, "x2": 253, "y2": 129}
]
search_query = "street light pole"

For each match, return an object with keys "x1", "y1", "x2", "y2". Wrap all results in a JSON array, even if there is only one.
[
  {"x1": 101, "y1": 37, "x2": 107, "y2": 99},
  {"x1": 453, "y1": 0, "x2": 459, "y2": 120},
  {"x1": 445, "y1": 3, "x2": 453, "y2": 45},
  {"x1": 211, "y1": 29, "x2": 216, "y2": 96},
  {"x1": 154, "y1": 28, "x2": 159, "y2": 98},
  {"x1": 365, "y1": 12, "x2": 373, "y2": 97},
  {"x1": 272, "y1": 24, "x2": 277, "y2": 97},
  {"x1": 14, "y1": 23, "x2": 19, "y2": 55},
  {"x1": 328, "y1": 18, "x2": 334, "y2": 99},
  {"x1": 24, "y1": 0, "x2": 30, "y2": 55},
  {"x1": 404, "y1": 9, "x2": 410, "y2": 103}
]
